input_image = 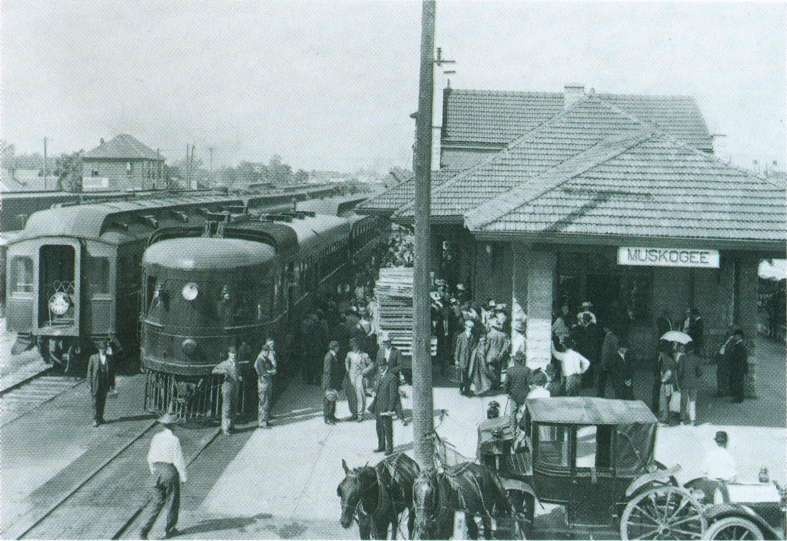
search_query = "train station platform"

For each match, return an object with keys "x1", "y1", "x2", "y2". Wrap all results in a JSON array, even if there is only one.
[{"x1": 115, "y1": 335, "x2": 784, "y2": 539}]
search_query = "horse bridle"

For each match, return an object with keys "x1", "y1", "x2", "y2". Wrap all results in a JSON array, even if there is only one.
[{"x1": 342, "y1": 468, "x2": 385, "y2": 522}]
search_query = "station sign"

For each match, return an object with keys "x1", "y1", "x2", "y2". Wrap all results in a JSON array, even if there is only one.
[{"x1": 617, "y1": 246, "x2": 720, "y2": 269}]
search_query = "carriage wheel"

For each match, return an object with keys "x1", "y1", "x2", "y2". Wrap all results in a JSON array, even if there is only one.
[
  {"x1": 620, "y1": 486, "x2": 706, "y2": 540},
  {"x1": 703, "y1": 517, "x2": 764, "y2": 540}
]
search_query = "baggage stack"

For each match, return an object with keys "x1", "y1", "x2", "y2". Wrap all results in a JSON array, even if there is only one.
[{"x1": 374, "y1": 267, "x2": 437, "y2": 367}]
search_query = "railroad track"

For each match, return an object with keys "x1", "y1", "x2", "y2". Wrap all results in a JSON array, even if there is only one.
[
  {"x1": 0, "y1": 371, "x2": 84, "y2": 427},
  {"x1": 14, "y1": 420, "x2": 220, "y2": 540}
]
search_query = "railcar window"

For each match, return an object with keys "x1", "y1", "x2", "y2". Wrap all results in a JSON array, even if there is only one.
[
  {"x1": 10, "y1": 256, "x2": 33, "y2": 293},
  {"x1": 85, "y1": 256, "x2": 110, "y2": 295}
]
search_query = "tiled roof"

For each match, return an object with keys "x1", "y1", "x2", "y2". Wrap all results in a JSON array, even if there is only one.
[
  {"x1": 442, "y1": 88, "x2": 713, "y2": 151},
  {"x1": 396, "y1": 96, "x2": 647, "y2": 220},
  {"x1": 357, "y1": 169, "x2": 461, "y2": 214},
  {"x1": 467, "y1": 133, "x2": 786, "y2": 246},
  {"x1": 83, "y1": 134, "x2": 162, "y2": 160}
]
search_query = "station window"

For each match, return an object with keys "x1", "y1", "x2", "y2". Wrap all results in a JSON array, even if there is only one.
[
  {"x1": 10, "y1": 256, "x2": 33, "y2": 293},
  {"x1": 85, "y1": 256, "x2": 110, "y2": 295}
]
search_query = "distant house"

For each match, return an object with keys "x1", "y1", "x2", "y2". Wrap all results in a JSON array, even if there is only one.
[{"x1": 82, "y1": 134, "x2": 166, "y2": 191}]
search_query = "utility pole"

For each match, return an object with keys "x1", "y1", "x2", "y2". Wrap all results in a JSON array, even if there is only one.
[
  {"x1": 191, "y1": 144, "x2": 197, "y2": 188},
  {"x1": 43, "y1": 137, "x2": 48, "y2": 190},
  {"x1": 412, "y1": 0, "x2": 436, "y2": 471},
  {"x1": 208, "y1": 146, "x2": 214, "y2": 186}
]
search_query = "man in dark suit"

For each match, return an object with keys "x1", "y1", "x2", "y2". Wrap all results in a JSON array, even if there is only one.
[
  {"x1": 454, "y1": 319, "x2": 477, "y2": 396},
  {"x1": 322, "y1": 340, "x2": 341, "y2": 424},
  {"x1": 504, "y1": 351, "x2": 531, "y2": 430},
  {"x1": 368, "y1": 359, "x2": 406, "y2": 455},
  {"x1": 375, "y1": 332, "x2": 402, "y2": 375},
  {"x1": 729, "y1": 329, "x2": 748, "y2": 403},
  {"x1": 87, "y1": 343, "x2": 113, "y2": 426},
  {"x1": 597, "y1": 325, "x2": 619, "y2": 398},
  {"x1": 611, "y1": 340, "x2": 635, "y2": 400}
]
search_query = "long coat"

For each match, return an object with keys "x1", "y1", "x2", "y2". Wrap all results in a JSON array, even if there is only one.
[
  {"x1": 368, "y1": 369, "x2": 403, "y2": 417},
  {"x1": 375, "y1": 346, "x2": 402, "y2": 375},
  {"x1": 322, "y1": 350, "x2": 340, "y2": 392},
  {"x1": 485, "y1": 327, "x2": 510, "y2": 376},
  {"x1": 87, "y1": 353, "x2": 113, "y2": 397},
  {"x1": 454, "y1": 332, "x2": 476, "y2": 371}
]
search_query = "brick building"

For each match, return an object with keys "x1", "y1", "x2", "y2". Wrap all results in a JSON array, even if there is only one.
[
  {"x1": 360, "y1": 85, "x2": 786, "y2": 392},
  {"x1": 82, "y1": 134, "x2": 166, "y2": 191}
]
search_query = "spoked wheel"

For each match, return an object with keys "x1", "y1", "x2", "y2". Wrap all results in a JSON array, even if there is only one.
[
  {"x1": 703, "y1": 517, "x2": 764, "y2": 540},
  {"x1": 620, "y1": 486, "x2": 707, "y2": 540}
]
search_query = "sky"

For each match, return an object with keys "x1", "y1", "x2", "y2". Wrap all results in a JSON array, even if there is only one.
[{"x1": 1, "y1": 1, "x2": 785, "y2": 173}]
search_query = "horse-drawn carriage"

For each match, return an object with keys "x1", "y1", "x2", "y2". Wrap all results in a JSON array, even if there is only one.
[{"x1": 477, "y1": 396, "x2": 786, "y2": 540}]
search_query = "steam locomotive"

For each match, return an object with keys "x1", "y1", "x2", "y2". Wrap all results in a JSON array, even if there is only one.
[{"x1": 140, "y1": 208, "x2": 387, "y2": 418}]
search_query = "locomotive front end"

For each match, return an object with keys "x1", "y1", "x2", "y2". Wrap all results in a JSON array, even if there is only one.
[{"x1": 141, "y1": 237, "x2": 277, "y2": 418}]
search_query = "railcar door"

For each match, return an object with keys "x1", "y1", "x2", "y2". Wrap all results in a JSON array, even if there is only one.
[{"x1": 37, "y1": 243, "x2": 79, "y2": 332}]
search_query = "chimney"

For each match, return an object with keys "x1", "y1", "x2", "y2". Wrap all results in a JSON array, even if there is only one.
[{"x1": 563, "y1": 84, "x2": 585, "y2": 110}]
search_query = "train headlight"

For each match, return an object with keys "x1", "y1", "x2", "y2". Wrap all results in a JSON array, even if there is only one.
[
  {"x1": 182, "y1": 339, "x2": 197, "y2": 356},
  {"x1": 181, "y1": 282, "x2": 199, "y2": 301}
]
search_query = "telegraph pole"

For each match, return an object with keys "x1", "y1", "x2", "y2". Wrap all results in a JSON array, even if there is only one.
[
  {"x1": 43, "y1": 137, "x2": 48, "y2": 190},
  {"x1": 412, "y1": 0, "x2": 436, "y2": 471}
]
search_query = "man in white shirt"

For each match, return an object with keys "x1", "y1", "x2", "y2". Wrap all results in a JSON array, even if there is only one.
[
  {"x1": 551, "y1": 340, "x2": 590, "y2": 396},
  {"x1": 702, "y1": 431, "x2": 737, "y2": 482},
  {"x1": 140, "y1": 413, "x2": 187, "y2": 539}
]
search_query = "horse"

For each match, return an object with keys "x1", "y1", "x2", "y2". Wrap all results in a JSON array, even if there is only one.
[
  {"x1": 337, "y1": 452, "x2": 420, "y2": 539},
  {"x1": 412, "y1": 462, "x2": 512, "y2": 539}
]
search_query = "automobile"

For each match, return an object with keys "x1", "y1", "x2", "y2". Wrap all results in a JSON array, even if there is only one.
[{"x1": 477, "y1": 396, "x2": 785, "y2": 540}]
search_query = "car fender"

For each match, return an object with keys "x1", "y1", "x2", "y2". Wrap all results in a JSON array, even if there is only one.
[
  {"x1": 501, "y1": 479, "x2": 541, "y2": 507},
  {"x1": 704, "y1": 503, "x2": 781, "y2": 540},
  {"x1": 625, "y1": 464, "x2": 681, "y2": 498}
]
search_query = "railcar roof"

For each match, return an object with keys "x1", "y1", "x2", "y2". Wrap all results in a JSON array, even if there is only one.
[
  {"x1": 526, "y1": 397, "x2": 657, "y2": 425},
  {"x1": 285, "y1": 214, "x2": 350, "y2": 248},
  {"x1": 17, "y1": 195, "x2": 243, "y2": 241},
  {"x1": 143, "y1": 238, "x2": 276, "y2": 270}
]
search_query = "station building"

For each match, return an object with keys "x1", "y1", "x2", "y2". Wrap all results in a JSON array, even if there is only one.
[{"x1": 359, "y1": 86, "x2": 786, "y2": 393}]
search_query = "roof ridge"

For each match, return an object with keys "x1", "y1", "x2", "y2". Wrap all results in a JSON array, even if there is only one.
[
  {"x1": 644, "y1": 130, "x2": 786, "y2": 191},
  {"x1": 394, "y1": 95, "x2": 617, "y2": 217},
  {"x1": 465, "y1": 129, "x2": 657, "y2": 231}
]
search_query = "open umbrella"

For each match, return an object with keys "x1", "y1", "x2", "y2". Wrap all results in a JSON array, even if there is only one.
[{"x1": 660, "y1": 330, "x2": 692, "y2": 344}]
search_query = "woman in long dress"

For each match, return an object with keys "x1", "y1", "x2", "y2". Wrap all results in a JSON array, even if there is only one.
[{"x1": 344, "y1": 337, "x2": 373, "y2": 421}]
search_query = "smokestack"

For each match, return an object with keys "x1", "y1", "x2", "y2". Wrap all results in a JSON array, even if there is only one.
[{"x1": 564, "y1": 84, "x2": 585, "y2": 110}]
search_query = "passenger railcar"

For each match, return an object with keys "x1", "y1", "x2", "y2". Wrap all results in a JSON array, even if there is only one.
[
  {"x1": 139, "y1": 210, "x2": 387, "y2": 418},
  {"x1": 4, "y1": 193, "x2": 300, "y2": 369}
]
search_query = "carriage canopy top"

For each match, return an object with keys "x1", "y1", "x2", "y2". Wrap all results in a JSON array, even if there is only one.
[{"x1": 526, "y1": 397, "x2": 657, "y2": 426}]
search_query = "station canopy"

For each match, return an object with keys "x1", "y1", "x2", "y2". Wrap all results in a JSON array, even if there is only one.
[{"x1": 526, "y1": 397, "x2": 657, "y2": 425}]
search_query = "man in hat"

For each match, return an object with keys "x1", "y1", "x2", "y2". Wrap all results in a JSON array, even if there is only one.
[
  {"x1": 485, "y1": 319, "x2": 510, "y2": 389},
  {"x1": 728, "y1": 328, "x2": 748, "y2": 403},
  {"x1": 375, "y1": 332, "x2": 402, "y2": 377},
  {"x1": 322, "y1": 340, "x2": 341, "y2": 424},
  {"x1": 611, "y1": 340, "x2": 635, "y2": 400},
  {"x1": 368, "y1": 356, "x2": 405, "y2": 455},
  {"x1": 677, "y1": 341, "x2": 702, "y2": 424},
  {"x1": 597, "y1": 324, "x2": 619, "y2": 398},
  {"x1": 87, "y1": 342, "x2": 113, "y2": 426},
  {"x1": 551, "y1": 339, "x2": 590, "y2": 396},
  {"x1": 140, "y1": 413, "x2": 187, "y2": 539},
  {"x1": 255, "y1": 338, "x2": 278, "y2": 428},
  {"x1": 505, "y1": 351, "x2": 531, "y2": 430},
  {"x1": 577, "y1": 301, "x2": 597, "y2": 325},
  {"x1": 212, "y1": 346, "x2": 243, "y2": 435},
  {"x1": 454, "y1": 319, "x2": 477, "y2": 396},
  {"x1": 702, "y1": 431, "x2": 737, "y2": 482}
]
